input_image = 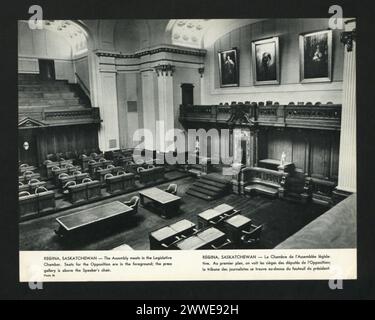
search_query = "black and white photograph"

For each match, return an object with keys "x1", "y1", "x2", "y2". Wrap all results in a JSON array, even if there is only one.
[
  {"x1": 13, "y1": 16, "x2": 359, "y2": 285},
  {"x1": 299, "y1": 29, "x2": 333, "y2": 83},
  {"x1": 1, "y1": 0, "x2": 375, "y2": 301},
  {"x1": 252, "y1": 36, "x2": 280, "y2": 85},
  {"x1": 218, "y1": 48, "x2": 239, "y2": 87}
]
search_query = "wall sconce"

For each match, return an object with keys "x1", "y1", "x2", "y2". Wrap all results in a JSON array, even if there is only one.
[{"x1": 23, "y1": 141, "x2": 30, "y2": 151}]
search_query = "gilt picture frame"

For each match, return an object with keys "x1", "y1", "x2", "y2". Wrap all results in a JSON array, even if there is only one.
[
  {"x1": 251, "y1": 36, "x2": 280, "y2": 85},
  {"x1": 299, "y1": 29, "x2": 333, "y2": 83},
  {"x1": 218, "y1": 48, "x2": 239, "y2": 88}
]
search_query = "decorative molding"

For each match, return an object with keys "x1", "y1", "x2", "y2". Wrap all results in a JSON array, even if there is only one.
[
  {"x1": 18, "y1": 117, "x2": 46, "y2": 128},
  {"x1": 340, "y1": 29, "x2": 356, "y2": 52},
  {"x1": 154, "y1": 64, "x2": 175, "y2": 77},
  {"x1": 19, "y1": 108, "x2": 101, "y2": 128},
  {"x1": 95, "y1": 45, "x2": 206, "y2": 59},
  {"x1": 227, "y1": 105, "x2": 255, "y2": 125}
]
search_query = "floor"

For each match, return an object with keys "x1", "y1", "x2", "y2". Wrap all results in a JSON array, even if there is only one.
[{"x1": 19, "y1": 174, "x2": 328, "y2": 251}]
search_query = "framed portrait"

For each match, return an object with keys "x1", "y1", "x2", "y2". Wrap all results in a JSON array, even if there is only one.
[
  {"x1": 218, "y1": 48, "x2": 239, "y2": 87},
  {"x1": 299, "y1": 29, "x2": 332, "y2": 83},
  {"x1": 251, "y1": 37, "x2": 280, "y2": 85}
]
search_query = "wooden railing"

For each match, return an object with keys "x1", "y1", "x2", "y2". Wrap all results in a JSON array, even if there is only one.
[
  {"x1": 179, "y1": 102, "x2": 341, "y2": 130},
  {"x1": 239, "y1": 166, "x2": 289, "y2": 197},
  {"x1": 75, "y1": 72, "x2": 91, "y2": 99},
  {"x1": 19, "y1": 107, "x2": 101, "y2": 128}
]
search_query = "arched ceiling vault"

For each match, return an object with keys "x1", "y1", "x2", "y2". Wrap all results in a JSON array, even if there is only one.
[
  {"x1": 167, "y1": 19, "x2": 266, "y2": 49},
  {"x1": 19, "y1": 20, "x2": 89, "y2": 56}
]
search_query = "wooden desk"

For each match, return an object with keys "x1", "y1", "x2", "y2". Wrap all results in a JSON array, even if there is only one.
[
  {"x1": 55, "y1": 201, "x2": 134, "y2": 238},
  {"x1": 112, "y1": 244, "x2": 134, "y2": 250},
  {"x1": 223, "y1": 214, "x2": 252, "y2": 246},
  {"x1": 149, "y1": 219, "x2": 196, "y2": 249},
  {"x1": 176, "y1": 227, "x2": 226, "y2": 250},
  {"x1": 139, "y1": 188, "x2": 181, "y2": 218},
  {"x1": 258, "y1": 158, "x2": 294, "y2": 173},
  {"x1": 197, "y1": 204, "x2": 236, "y2": 229}
]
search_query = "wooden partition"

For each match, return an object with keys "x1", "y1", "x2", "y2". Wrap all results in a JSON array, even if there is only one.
[{"x1": 258, "y1": 127, "x2": 339, "y2": 182}]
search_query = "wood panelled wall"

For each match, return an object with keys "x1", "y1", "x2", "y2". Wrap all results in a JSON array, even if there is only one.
[
  {"x1": 258, "y1": 128, "x2": 340, "y2": 181},
  {"x1": 19, "y1": 125, "x2": 99, "y2": 166}
]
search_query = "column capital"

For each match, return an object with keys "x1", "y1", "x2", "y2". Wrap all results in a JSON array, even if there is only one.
[
  {"x1": 340, "y1": 28, "x2": 356, "y2": 52},
  {"x1": 154, "y1": 64, "x2": 175, "y2": 77},
  {"x1": 198, "y1": 67, "x2": 205, "y2": 78}
]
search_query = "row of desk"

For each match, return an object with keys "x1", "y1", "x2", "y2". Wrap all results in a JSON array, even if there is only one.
[
  {"x1": 149, "y1": 203, "x2": 263, "y2": 250},
  {"x1": 54, "y1": 186, "x2": 181, "y2": 240}
]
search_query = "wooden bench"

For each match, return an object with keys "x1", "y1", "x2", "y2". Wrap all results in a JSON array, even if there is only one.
[
  {"x1": 44, "y1": 159, "x2": 74, "y2": 178},
  {"x1": 19, "y1": 179, "x2": 47, "y2": 193},
  {"x1": 19, "y1": 187, "x2": 55, "y2": 218},
  {"x1": 138, "y1": 166, "x2": 165, "y2": 184},
  {"x1": 51, "y1": 164, "x2": 82, "y2": 185},
  {"x1": 95, "y1": 165, "x2": 124, "y2": 183},
  {"x1": 58, "y1": 171, "x2": 90, "y2": 191},
  {"x1": 19, "y1": 164, "x2": 37, "y2": 175},
  {"x1": 240, "y1": 166, "x2": 289, "y2": 198},
  {"x1": 79, "y1": 153, "x2": 105, "y2": 172},
  {"x1": 19, "y1": 171, "x2": 41, "y2": 183},
  {"x1": 105, "y1": 172, "x2": 136, "y2": 194},
  {"x1": 88, "y1": 159, "x2": 114, "y2": 176},
  {"x1": 305, "y1": 177, "x2": 337, "y2": 206},
  {"x1": 66, "y1": 178, "x2": 102, "y2": 204}
]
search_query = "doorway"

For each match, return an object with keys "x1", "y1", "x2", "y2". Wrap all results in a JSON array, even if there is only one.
[{"x1": 39, "y1": 59, "x2": 55, "y2": 80}]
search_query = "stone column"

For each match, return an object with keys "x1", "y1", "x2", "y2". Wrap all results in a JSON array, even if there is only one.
[
  {"x1": 140, "y1": 70, "x2": 157, "y2": 152},
  {"x1": 334, "y1": 19, "x2": 356, "y2": 203},
  {"x1": 198, "y1": 66, "x2": 205, "y2": 104},
  {"x1": 155, "y1": 64, "x2": 175, "y2": 153}
]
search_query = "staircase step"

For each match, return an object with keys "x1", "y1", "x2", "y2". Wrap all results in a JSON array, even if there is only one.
[
  {"x1": 201, "y1": 174, "x2": 230, "y2": 185},
  {"x1": 193, "y1": 181, "x2": 224, "y2": 193},
  {"x1": 197, "y1": 177, "x2": 228, "y2": 188},
  {"x1": 244, "y1": 184, "x2": 279, "y2": 197},
  {"x1": 19, "y1": 97, "x2": 80, "y2": 104},
  {"x1": 189, "y1": 186, "x2": 220, "y2": 197},
  {"x1": 186, "y1": 189, "x2": 214, "y2": 201},
  {"x1": 18, "y1": 86, "x2": 73, "y2": 92}
]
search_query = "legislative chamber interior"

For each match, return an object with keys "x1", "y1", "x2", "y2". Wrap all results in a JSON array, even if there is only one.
[{"x1": 18, "y1": 19, "x2": 357, "y2": 251}]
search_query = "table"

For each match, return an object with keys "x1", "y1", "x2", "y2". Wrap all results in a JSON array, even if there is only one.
[
  {"x1": 258, "y1": 158, "x2": 294, "y2": 173},
  {"x1": 197, "y1": 204, "x2": 235, "y2": 229},
  {"x1": 223, "y1": 214, "x2": 252, "y2": 246},
  {"x1": 55, "y1": 201, "x2": 134, "y2": 237},
  {"x1": 112, "y1": 244, "x2": 134, "y2": 250},
  {"x1": 139, "y1": 187, "x2": 181, "y2": 218},
  {"x1": 176, "y1": 227, "x2": 226, "y2": 250},
  {"x1": 149, "y1": 219, "x2": 196, "y2": 249}
]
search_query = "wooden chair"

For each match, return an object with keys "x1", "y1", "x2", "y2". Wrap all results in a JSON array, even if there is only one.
[
  {"x1": 211, "y1": 239, "x2": 232, "y2": 250},
  {"x1": 63, "y1": 181, "x2": 76, "y2": 196},
  {"x1": 241, "y1": 224, "x2": 263, "y2": 247},
  {"x1": 165, "y1": 183, "x2": 177, "y2": 195},
  {"x1": 34, "y1": 186, "x2": 48, "y2": 194},
  {"x1": 123, "y1": 196, "x2": 140, "y2": 213},
  {"x1": 137, "y1": 166, "x2": 145, "y2": 173},
  {"x1": 19, "y1": 191, "x2": 31, "y2": 197}
]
